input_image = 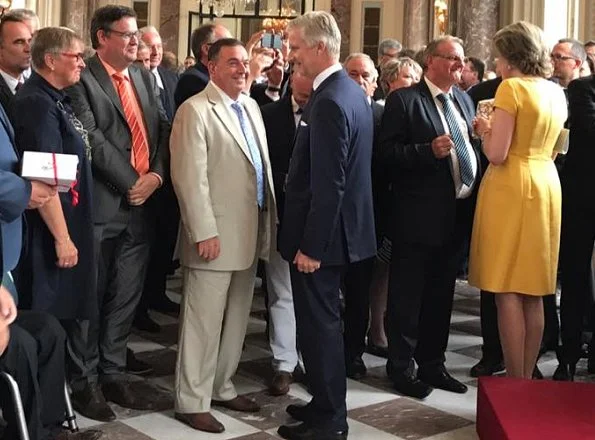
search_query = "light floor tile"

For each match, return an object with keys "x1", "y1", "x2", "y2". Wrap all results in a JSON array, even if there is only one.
[
  {"x1": 345, "y1": 378, "x2": 401, "y2": 410},
  {"x1": 422, "y1": 387, "x2": 478, "y2": 422},
  {"x1": 362, "y1": 352, "x2": 388, "y2": 369},
  {"x1": 128, "y1": 335, "x2": 167, "y2": 353},
  {"x1": 263, "y1": 418, "x2": 407, "y2": 440},
  {"x1": 443, "y1": 351, "x2": 483, "y2": 384},
  {"x1": 450, "y1": 310, "x2": 479, "y2": 323},
  {"x1": 447, "y1": 332, "x2": 483, "y2": 352},
  {"x1": 123, "y1": 410, "x2": 260, "y2": 440}
]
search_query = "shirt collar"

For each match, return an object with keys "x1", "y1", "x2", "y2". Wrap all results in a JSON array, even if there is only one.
[
  {"x1": 0, "y1": 69, "x2": 24, "y2": 94},
  {"x1": 291, "y1": 95, "x2": 301, "y2": 114},
  {"x1": 98, "y1": 54, "x2": 130, "y2": 80},
  {"x1": 313, "y1": 63, "x2": 342, "y2": 91},
  {"x1": 210, "y1": 80, "x2": 245, "y2": 109},
  {"x1": 424, "y1": 76, "x2": 454, "y2": 100}
]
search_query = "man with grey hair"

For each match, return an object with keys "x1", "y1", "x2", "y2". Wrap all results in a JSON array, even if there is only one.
[
  {"x1": 378, "y1": 38, "x2": 402, "y2": 67},
  {"x1": 552, "y1": 38, "x2": 586, "y2": 89},
  {"x1": 380, "y1": 35, "x2": 479, "y2": 399},
  {"x1": 278, "y1": 11, "x2": 376, "y2": 440}
]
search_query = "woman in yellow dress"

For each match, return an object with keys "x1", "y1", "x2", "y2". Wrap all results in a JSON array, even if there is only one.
[{"x1": 469, "y1": 21, "x2": 567, "y2": 379}]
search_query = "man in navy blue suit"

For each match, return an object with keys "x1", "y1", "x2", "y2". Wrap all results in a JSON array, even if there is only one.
[
  {"x1": 380, "y1": 36, "x2": 480, "y2": 399},
  {"x1": 277, "y1": 12, "x2": 376, "y2": 440}
]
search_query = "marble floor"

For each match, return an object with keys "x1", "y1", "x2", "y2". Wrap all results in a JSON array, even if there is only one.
[{"x1": 71, "y1": 275, "x2": 581, "y2": 440}]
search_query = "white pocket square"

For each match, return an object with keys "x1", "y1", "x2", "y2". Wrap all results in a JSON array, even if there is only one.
[{"x1": 299, "y1": 120, "x2": 308, "y2": 127}]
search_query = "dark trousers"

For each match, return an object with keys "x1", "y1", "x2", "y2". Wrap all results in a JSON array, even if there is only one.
[
  {"x1": 480, "y1": 292, "x2": 559, "y2": 362},
  {"x1": 559, "y1": 189, "x2": 595, "y2": 364},
  {"x1": 386, "y1": 240, "x2": 460, "y2": 374},
  {"x1": 0, "y1": 311, "x2": 66, "y2": 440},
  {"x1": 139, "y1": 183, "x2": 180, "y2": 313},
  {"x1": 342, "y1": 257, "x2": 375, "y2": 363},
  {"x1": 290, "y1": 264, "x2": 348, "y2": 431},
  {"x1": 68, "y1": 202, "x2": 151, "y2": 390}
]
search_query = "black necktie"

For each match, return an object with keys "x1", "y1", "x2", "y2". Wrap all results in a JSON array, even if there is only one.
[{"x1": 14, "y1": 81, "x2": 23, "y2": 92}]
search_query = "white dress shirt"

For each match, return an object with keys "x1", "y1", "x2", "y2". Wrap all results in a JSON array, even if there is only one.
[
  {"x1": 313, "y1": 63, "x2": 343, "y2": 91},
  {"x1": 151, "y1": 67, "x2": 164, "y2": 90},
  {"x1": 424, "y1": 77, "x2": 477, "y2": 199},
  {"x1": 0, "y1": 69, "x2": 24, "y2": 95},
  {"x1": 291, "y1": 96, "x2": 303, "y2": 128}
]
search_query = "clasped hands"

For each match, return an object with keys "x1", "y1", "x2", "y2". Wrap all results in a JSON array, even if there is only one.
[
  {"x1": 128, "y1": 173, "x2": 160, "y2": 206},
  {"x1": 294, "y1": 250, "x2": 321, "y2": 274}
]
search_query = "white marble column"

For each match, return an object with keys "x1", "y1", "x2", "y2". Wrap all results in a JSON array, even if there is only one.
[
  {"x1": 403, "y1": 0, "x2": 431, "y2": 50},
  {"x1": 457, "y1": 0, "x2": 500, "y2": 61}
]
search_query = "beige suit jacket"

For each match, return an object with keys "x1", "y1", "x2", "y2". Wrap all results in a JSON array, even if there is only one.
[{"x1": 170, "y1": 82, "x2": 276, "y2": 271}]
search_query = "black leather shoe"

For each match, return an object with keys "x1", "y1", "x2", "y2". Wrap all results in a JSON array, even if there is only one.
[
  {"x1": 70, "y1": 383, "x2": 116, "y2": 422},
  {"x1": 150, "y1": 298, "x2": 180, "y2": 315},
  {"x1": 126, "y1": 348, "x2": 154, "y2": 375},
  {"x1": 392, "y1": 372, "x2": 433, "y2": 399},
  {"x1": 418, "y1": 368, "x2": 468, "y2": 394},
  {"x1": 133, "y1": 310, "x2": 161, "y2": 333},
  {"x1": 346, "y1": 357, "x2": 367, "y2": 380},
  {"x1": 553, "y1": 363, "x2": 575, "y2": 381},
  {"x1": 278, "y1": 422, "x2": 347, "y2": 440},
  {"x1": 286, "y1": 404, "x2": 313, "y2": 423},
  {"x1": 469, "y1": 359, "x2": 505, "y2": 377},
  {"x1": 366, "y1": 343, "x2": 388, "y2": 358},
  {"x1": 102, "y1": 380, "x2": 155, "y2": 410}
]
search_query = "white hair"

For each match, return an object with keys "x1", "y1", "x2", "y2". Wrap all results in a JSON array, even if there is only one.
[
  {"x1": 288, "y1": 11, "x2": 341, "y2": 61},
  {"x1": 140, "y1": 25, "x2": 160, "y2": 37}
]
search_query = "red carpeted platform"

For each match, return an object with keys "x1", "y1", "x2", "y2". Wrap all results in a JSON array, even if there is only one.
[{"x1": 477, "y1": 376, "x2": 595, "y2": 440}]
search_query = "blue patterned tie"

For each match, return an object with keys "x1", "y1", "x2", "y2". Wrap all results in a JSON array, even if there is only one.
[
  {"x1": 436, "y1": 93, "x2": 474, "y2": 186},
  {"x1": 231, "y1": 102, "x2": 265, "y2": 208}
]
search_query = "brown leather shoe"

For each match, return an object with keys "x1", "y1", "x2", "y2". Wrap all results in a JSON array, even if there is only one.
[
  {"x1": 269, "y1": 371, "x2": 293, "y2": 396},
  {"x1": 212, "y1": 395, "x2": 260, "y2": 412},
  {"x1": 174, "y1": 412, "x2": 225, "y2": 433},
  {"x1": 55, "y1": 428, "x2": 104, "y2": 440}
]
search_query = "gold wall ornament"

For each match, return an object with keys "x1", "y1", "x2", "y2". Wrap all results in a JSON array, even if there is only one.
[
  {"x1": 434, "y1": 0, "x2": 449, "y2": 35},
  {"x1": 197, "y1": 0, "x2": 257, "y2": 18},
  {"x1": 0, "y1": 0, "x2": 12, "y2": 16}
]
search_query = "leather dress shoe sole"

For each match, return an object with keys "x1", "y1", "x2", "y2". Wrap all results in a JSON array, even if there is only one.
[
  {"x1": 469, "y1": 359, "x2": 505, "y2": 378},
  {"x1": 175, "y1": 412, "x2": 225, "y2": 433},
  {"x1": 269, "y1": 371, "x2": 293, "y2": 396},
  {"x1": 212, "y1": 396, "x2": 260, "y2": 412},
  {"x1": 366, "y1": 343, "x2": 388, "y2": 358},
  {"x1": 278, "y1": 422, "x2": 347, "y2": 440},
  {"x1": 418, "y1": 370, "x2": 468, "y2": 394}
]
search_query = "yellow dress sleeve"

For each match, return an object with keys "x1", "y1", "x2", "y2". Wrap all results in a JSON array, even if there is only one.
[{"x1": 494, "y1": 79, "x2": 518, "y2": 117}]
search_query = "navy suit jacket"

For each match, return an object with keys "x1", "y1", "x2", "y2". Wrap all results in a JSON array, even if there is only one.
[
  {"x1": 157, "y1": 66, "x2": 179, "y2": 121},
  {"x1": 379, "y1": 78, "x2": 481, "y2": 246},
  {"x1": 174, "y1": 61, "x2": 209, "y2": 110},
  {"x1": 0, "y1": 104, "x2": 29, "y2": 276},
  {"x1": 279, "y1": 69, "x2": 376, "y2": 265},
  {"x1": 261, "y1": 94, "x2": 296, "y2": 227}
]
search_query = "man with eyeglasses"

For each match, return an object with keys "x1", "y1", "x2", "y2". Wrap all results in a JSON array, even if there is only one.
[
  {"x1": 551, "y1": 38, "x2": 587, "y2": 89},
  {"x1": 0, "y1": 14, "x2": 32, "y2": 116},
  {"x1": 380, "y1": 35, "x2": 480, "y2": 399},
  {"x1": 67, "y1": 5, "x2": 170, "y2": 421}
]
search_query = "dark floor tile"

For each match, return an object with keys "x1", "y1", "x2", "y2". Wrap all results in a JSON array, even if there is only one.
[
  {"x1": 230, "y1": 432, "x2": 280, "y2": 440},
  {"x1": 134, "y1": 323, "x2": 179, "y2": 347},
  {"x1": 90, "y1": 421, "x2": 156, "y2": 439},
  {"x1": 238, "y1": 357, "x2": 274, "y2": 383},
  {"x1": 135, "y1": 348, "x2": 178, "y2": 377},
  {"x1": 245, "y1": 331, "x2": 272, "y2": 351},
  {"x1": 450, "y1": 319, "x2": 482, "y2": 336},
  {"x1": 452, "y1": 298, "x2": 481, "y2": 316},
  {"x1": 214, "y1": 390, "x2": 307, "y2": 430},
  {"x1": 348, "y1": 398, "x2": 472, "y2": 439}
]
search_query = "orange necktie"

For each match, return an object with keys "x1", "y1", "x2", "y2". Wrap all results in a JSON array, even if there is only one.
[{"x1": 112, "y1": 73, "x2": 149, "y2": 175}]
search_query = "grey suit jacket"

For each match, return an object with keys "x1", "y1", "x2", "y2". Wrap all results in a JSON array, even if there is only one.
[{"x1": 67, "y1": 55, "x2": 170, "y2": 224}]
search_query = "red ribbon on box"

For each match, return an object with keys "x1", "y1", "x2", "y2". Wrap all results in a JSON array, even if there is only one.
[{"x1": 51, "y1": 152, "x2": 79, "y2": 206}]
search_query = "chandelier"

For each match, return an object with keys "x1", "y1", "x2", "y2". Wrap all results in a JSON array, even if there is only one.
[
  {"x1": 198, "y1": 0, "x2": 256, "y2": 18},
  {"x1": 434, "y1": 0, "x2": 448, "y2": 35}
]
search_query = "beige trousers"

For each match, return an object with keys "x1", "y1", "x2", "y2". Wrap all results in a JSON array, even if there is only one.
[{"x1": 174, "y1": 257, "x2": 258, "y2": 413}]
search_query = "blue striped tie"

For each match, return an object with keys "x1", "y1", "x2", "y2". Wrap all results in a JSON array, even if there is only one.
[
  {"x1": 231, "y1": 102, "x2": 265, "y2": 208},
  {"x1": 437, "y1": 93, "x2": 474, "y2": 186}
]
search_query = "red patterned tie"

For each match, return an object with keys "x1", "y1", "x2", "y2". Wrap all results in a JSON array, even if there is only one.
[{"x1": 112, "y1": 73, "x2": 149, "y2": 175}]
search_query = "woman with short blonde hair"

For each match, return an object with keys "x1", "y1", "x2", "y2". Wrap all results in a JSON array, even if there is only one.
[{"x1": 379, "y1": 57, "x2": 422, "y2": 96}]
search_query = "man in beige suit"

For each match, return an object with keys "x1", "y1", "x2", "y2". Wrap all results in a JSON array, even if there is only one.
[{"x1": 170, "y1": 38, "x2": 276, "y2": 434}]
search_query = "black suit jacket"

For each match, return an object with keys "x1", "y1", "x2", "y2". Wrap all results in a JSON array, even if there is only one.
[
  {"x1": 279, "y1": 69, "x2": 376, "y2": 265},
  {"x1": 174, "y1": 61, "x2": 209, "y2": 110},
  {"x1": 562, "y1": 75, "x2": 595, "y2": 194},
  {"x1": 156, "y1": 66, "x2": 178, "y2": 121},
  {"x1": 467, "y1": 77, "x2": 502, "y2": 109},
  {"x1": 261, "y1": 94, "x2": 296, "y2": 226},
  {"x1": 0, "y1": 74, "x2": 15, "y2": 119},
  {"x1": 379, "y1": 79, "x2": 481, "y2": 246},
  {"x1": 67, "y1": 55, "x2": 170, "y2": 224},
  {"x1": 370, "y1": 100, "x2": 390, "y2": 239}
]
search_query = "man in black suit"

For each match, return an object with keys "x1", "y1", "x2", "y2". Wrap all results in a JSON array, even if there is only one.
[
  {"x1": 261, "y1": 71, "x2": 313, "y2": 396},
  {"x1": 277, "y1": 12, "x2": 376, "y2": 440},
  {"x1": 341, "y1": 52, "x2": 383, "y2": 379},
  {"x1": 557, "y1": 75, "x2": 595, "y2": 380},
  {"x1": 0, "y1": 15, "x2": 32, "y2": 115},
  {"x1": 380, "y1": 36, "x2": 480, "y2": 399},
  {"x1": 174, "y1": 23, "x2": 230, "y2": 109},
  {"x1": 135, "y1": 25, "x2": 180, "y2": 334},
  {"x1": 67, "y1": 5, "x2": 170, "y2": 421}
]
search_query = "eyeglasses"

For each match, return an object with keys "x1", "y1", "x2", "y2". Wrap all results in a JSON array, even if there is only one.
[
  {"x1": 551, "y1": 53, "x2": 576, "y2": 62},
  {"x1": 433, "y1": 53, "x2": 465, "y2": 64},
  {"x1": 61, "y1": 52, "x2": 84, "y2": 62},
  {"x1": 106, "y1": 28, "x2": 141, "y2": 40}
]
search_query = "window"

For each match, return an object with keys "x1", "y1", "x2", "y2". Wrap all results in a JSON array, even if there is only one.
[
  {"x1": 133, "y1": 0, "x2": 149, "y2": 29},
  {"x1": 362, "y1": 4, "x2": 381, "y2": 61}
]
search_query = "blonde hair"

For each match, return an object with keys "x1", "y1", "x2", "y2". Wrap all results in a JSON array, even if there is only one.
[
  {"x1": 493, "y1": 21, "x2": 552, "y2": 78},
  {"x1": 380, "y1": 57, "x2": 422, "y2": 94},
  {"x1": 288, "y1": 11, "x2": 341, "y2": 60},
  {"x1": 31, "y1": 27, "x2": 83, "y2": 70}
]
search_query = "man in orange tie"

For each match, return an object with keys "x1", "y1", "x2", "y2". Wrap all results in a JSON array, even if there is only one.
[{"x1": 67, "y1": 5, "x2": 170, "y2": 421}]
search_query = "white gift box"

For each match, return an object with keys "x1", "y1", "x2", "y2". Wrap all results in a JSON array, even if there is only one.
[{"x1": 21, "y1": 151, "x2": 79, "y2": 192}]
